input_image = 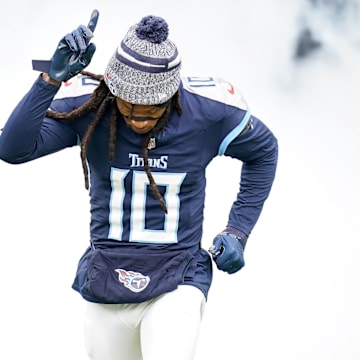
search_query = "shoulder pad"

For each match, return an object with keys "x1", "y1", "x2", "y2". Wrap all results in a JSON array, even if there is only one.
[
  {"x1": 54, "y1": 74, "x2": 100, "y2": 100},
  {"x1": 182, "y1": 76, "x2": 248, "y2": 110}
]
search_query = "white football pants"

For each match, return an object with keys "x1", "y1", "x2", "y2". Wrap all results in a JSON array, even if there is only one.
[{"x1": 83, "y1": 285, "x2": 206, "y2": 360}]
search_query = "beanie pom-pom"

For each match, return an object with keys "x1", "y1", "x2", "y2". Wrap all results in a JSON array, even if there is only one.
[{"x1": 135, "y1": 15, "x2": 169, "y2": 44}]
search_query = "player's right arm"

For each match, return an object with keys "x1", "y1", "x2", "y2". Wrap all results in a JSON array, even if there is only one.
[
  {"x1": 0, "y1": 10, "x2": 99, "y2": 164},
  {"x1": 0, "y1": 75, "x2": 79, "y2": 164}
]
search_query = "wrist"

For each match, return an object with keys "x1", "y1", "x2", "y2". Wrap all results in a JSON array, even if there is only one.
[
  {"x1": 41, "y1": 73, "x2": 61, "y2": 87},
  {"x1": 223, "y1": 226, "x2": 248, "y2": 246}
]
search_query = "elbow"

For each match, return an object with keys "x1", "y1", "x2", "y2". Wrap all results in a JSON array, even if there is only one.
[
  {"x1": 267, "y1": 133, "x2": 279, "y2": 165},
  {"x1": 0, "y1": 154, "x2": 24, "y2": 165},
  {"x1": 0, "y1": 147, "x2": 12, "y2": 163},
  {"x1": 272, "y1": 137, "x2": 279, "y2": 163},
  {"x1": 0, "y1": 145, "x2": 27, "y2": 164}
]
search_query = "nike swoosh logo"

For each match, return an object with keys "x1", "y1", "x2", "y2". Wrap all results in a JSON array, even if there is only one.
[{"x1": 227, "y1": 82, "x2": 235, "y2": 94}]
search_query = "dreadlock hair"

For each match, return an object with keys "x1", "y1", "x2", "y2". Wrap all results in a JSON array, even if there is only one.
[{"x1": 46, "y1": 70, "x2": 182, "y2": 213}]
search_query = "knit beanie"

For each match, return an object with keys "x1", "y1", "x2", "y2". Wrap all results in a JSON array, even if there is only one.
[{"x1": 104, "y1": 15, "x2": 181, "y2": 105}]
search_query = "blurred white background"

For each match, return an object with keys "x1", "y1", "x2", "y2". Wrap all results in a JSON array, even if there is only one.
[{"x1": 0, "y1": 0, "x2": 359, "y2": 359}]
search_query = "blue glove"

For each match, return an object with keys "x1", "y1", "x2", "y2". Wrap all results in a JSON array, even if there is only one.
[
  {"x1": 32, "y1": 9, "x2": 99, "y2": 82},
  {"x1": 208, "y1": 228, "x2": 247, "y2": 274}
]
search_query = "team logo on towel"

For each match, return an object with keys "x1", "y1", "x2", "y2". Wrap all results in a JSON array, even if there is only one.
[{"x1": 115, "y1": 268, "x2": 150, "y2": 292}]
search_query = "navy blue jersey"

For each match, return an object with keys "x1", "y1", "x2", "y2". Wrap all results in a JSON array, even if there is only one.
[{"x1": 0, "y1": 74, "x2": 278, "y2": 298}]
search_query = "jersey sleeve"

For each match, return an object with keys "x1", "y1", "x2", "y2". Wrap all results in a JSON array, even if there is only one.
[
  {"x1": 182, "y1": 76, "x2": 277, "y2": 237},
  {"x1": 0, "y1": 75, "x2": 91, "y2": 164},
  {"x1": 223, "y1": 115, "x2": 278, "y2": 236},
  {"x1": 215, "y1": 81, "x2": 252, "y2": 156}
]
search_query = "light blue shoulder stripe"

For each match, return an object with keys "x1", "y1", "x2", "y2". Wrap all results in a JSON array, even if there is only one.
[{"x1": 218, "y1": 109, "x2": 251, "y2": 156}]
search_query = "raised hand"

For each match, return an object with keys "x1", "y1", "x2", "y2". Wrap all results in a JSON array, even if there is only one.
[{"x1": 32, "y1": 10, "x2": 99, "y2": 82}]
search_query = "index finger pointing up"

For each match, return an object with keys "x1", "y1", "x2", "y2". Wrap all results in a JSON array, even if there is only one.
[{"x1": 87, "y1": 9, "x2": 99, "y2": 33}]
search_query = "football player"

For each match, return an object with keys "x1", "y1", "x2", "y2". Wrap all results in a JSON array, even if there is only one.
[{"x1": 0, "y1": 10, "x2": 278, "y2": 360}]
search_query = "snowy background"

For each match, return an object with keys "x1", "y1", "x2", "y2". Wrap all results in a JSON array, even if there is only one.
[{"x1": 1, "y1": 0, "x2": 360, "y2": 359}]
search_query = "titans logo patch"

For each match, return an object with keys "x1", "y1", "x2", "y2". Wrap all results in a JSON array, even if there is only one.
[{"x1": 115, "y1": 268, "x2": 150, "y2": 292}]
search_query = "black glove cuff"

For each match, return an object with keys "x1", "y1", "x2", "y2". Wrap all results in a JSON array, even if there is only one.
[
  {"x1": 223, "y1": 226, "x2": 248, "y2": 247},
  {"x1": 32, "y1": 60, "x2": 51, "y2": 73}
]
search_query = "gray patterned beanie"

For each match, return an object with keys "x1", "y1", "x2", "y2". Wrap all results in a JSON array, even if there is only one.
[{"x1": 104, "y1": 15, "x2": 181, "y2": 105}]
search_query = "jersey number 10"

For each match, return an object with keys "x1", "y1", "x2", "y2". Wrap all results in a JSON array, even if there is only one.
[{"x1": 108, "y1": 168, "x2": 186, "y2": 244}]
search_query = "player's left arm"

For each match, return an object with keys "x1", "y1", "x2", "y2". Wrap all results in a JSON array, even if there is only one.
[
  {"x1": 209, "y1": 114, "x2": 278, "y2": 274},
  {"x1": 224, "y1": 115, "x2": 278, "y2": 236}
]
